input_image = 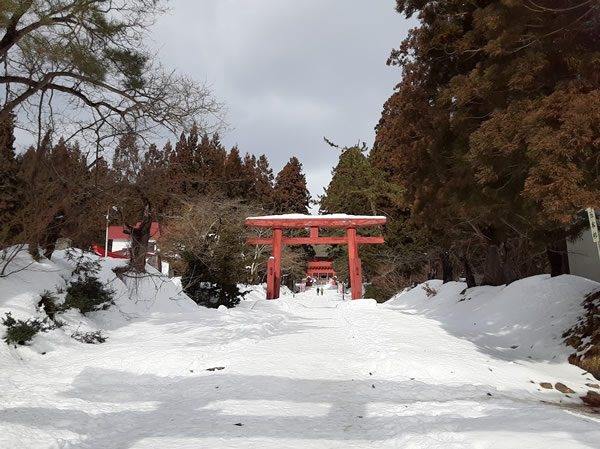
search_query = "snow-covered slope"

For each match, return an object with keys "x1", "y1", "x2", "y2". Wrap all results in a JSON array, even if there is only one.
[
  {"x1": 1, "y1": 251, "x2": 599, "y2": 448},
  {"x1": 384, "y1": 275, "x2": 599, "y2": 363}
]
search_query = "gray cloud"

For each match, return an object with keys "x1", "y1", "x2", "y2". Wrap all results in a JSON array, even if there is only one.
[{"x1": 152, "y1": 0, "x2": 412, "y2": 209}]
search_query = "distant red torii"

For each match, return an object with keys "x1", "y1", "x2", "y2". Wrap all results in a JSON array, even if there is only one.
[{"x1": 245, "y1": 214, "x2": 387, "y2": 300}]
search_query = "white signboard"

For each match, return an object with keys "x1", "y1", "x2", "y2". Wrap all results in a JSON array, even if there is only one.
[{"x1": 587, "y1": 207, "x2": 599, "y2": 243}]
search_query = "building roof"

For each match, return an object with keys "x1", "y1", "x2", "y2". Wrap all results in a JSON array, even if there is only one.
[{"x1": 108, "y1": 222, "x2": 161, "y2": 240}]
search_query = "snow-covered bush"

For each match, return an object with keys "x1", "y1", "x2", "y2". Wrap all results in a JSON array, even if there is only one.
[
  {"x1": 1, "y1": 312, "x2": 53, "y2": 346},
  {"x1": 38, "y1": 290, "x2": 60, "y2": 320},
  {"x1": 61, "y1": 251, "x2": 114, "y2": 315},
  {"x1": 421, "y1": 283, "x2": 438, "y2": 297},
  {"x1": 63, "y1": 275, "x2": 114, "y2": 315},
  {"x1": 71, "y1": 330, "x2": 107, "y2": 344}
]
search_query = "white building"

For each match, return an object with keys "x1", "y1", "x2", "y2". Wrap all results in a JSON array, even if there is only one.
[
  {"x1": 107, "y1": 223, "x2": 170, "y2": 275},
  {"x1": 567, "y1": 210, "x2": 600, "y2": 283},
  {"x1": 567, "y1": 229, "x2": 600, "y2": 283}
]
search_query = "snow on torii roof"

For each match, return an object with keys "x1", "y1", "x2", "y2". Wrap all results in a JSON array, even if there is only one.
[{"x1": 245, "y1": 214, "x2": 387, "y2": 228}]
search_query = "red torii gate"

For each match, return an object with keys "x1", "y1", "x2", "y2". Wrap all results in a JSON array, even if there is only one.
[{"x1": 245, "y1": 215, "x2": 387, "y2": 300}]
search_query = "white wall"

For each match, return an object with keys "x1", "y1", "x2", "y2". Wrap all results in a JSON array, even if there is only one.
[
  {"x1": 568, "y1": 229, "x2": 600, "y2": 282},
  {"x1": 112, "y1": 239, "x2": 169, "y2": 275},
  {"x1": 112, "y1": 240, "x2": 128, "y2": 252},
  {"x1": 111, "y1": 239, "x2": 156, "y2": 252}
]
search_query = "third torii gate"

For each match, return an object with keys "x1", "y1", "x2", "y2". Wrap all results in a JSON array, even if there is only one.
[{"x1": 245, "y1": 215, "x2": 387, "y2": 300}]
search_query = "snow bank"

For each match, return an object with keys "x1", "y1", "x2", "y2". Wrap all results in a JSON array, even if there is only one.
[
  {"x1": 337, "y1": 298, "x2": 377, "y2": 310},
  {"x1": 384, "y1": 275, "x2": 600, "y2": 362},
  {"x1": 0, "y1": 248, "x2": 70, "y2": 321},
  {"x1": 0, "y1": 249, "x2": 198, "y2": 359},
  {"x1": 0, "y1": 249, "x2": 296, "y2": 370},
  {"x1": 2, "y1": 253, "x2": 600, "y2": 448}
]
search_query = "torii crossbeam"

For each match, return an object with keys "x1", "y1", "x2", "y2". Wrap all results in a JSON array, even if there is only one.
[{"x1": 245, "y1": 214, "x2": 387, "y2": 300}]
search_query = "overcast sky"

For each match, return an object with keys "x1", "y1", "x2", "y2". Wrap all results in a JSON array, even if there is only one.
[{"x1": 152, "y1": 0, "x2": 412, "y2": 210}]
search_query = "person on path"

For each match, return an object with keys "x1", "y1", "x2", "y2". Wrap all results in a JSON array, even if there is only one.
[
  {"x1": 321, "y1": 287, "x2": 324, "y2": 296},
  {"x1": 316, "y1": 287, "x2": 320, "y2": 295}
]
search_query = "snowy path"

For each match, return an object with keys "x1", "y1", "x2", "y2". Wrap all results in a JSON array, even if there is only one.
[{"x1": 2, "y1": 286, "x2": 600, "y2": 448}]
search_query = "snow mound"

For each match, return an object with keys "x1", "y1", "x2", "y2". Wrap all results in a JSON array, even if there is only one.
[
  {"x1": 251, "y1": 299, "x2": 293, "y2": 312},
  {"x1": 0, "y1": 249, "x2": 198, "y2": 346},
  {"x1": 384, "y1": 275, "x2": 600, "y2": 362},
  {"x1": 0, "y1": 248, "x2": 70, "y2": 321},
  {"x1": 337, "y1": 298, "x2": 377, "y2": 310},
  {"x1": 2, "y1": 252, "x2": 600, "y2": 447}
]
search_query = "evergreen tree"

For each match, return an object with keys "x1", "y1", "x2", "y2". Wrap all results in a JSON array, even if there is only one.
[
  {"x1": 320, "y1": 145, "x2": 402, "y2": 216},
  {"x1": 273, "y1": 157, "x2": 311, "y2": 214},
  {"x1": 249, "y1": 154, "x2": 275, "y2": 210},
  {"x1": 0, "y1": 113, "x2": 23, "y2": 247},
  {"x1": 373, "y1": 0, "x2": 600, "y2": 285},
  {"x1": 170, "y1": 128, "x2": 198, "y2": 197},
  {"x1": 320, "y1": 144, "x2": 427, "y2": 295},
  {"x1": 112, "y1": 133, "x2": 141, "y2": 183},
  {"x1": 16, "y1": 135, "x2": 92, "y2": 258},
  {"x1": 223, "y1": 146, "x2": 246, "y2": 198}
]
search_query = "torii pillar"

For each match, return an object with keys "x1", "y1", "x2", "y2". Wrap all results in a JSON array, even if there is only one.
[{"x1": 245, "y1": 215, "x2": 387, "y2": 300}]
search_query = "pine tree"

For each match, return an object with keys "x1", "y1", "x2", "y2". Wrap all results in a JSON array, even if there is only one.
[
  {"x1": 273, "y1": 157, "x2": 310, "y2": 214},
  {"x1": 0, "y1": 1, "x2": 222, "y2": 154}
]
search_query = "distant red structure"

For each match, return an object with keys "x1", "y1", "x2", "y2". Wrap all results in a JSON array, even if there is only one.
[
  {"x1": 245, "y1": 215, "x2": 386, "y2": 300},
  {"x1": 92, "y1": 244, "x2": 129, "y2": 259},
  {"x1": 307, "y1": 257, "x2": 335, "y2": 282},
  {"x1": 107, "y1": 222, "x2": 161, "y2": 241}
]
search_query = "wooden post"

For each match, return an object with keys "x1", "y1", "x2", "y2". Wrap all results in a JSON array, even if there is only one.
[
  {"x1": 347, "y1": 228, "x2": 362, "y2": 299},
  {"x1": 273, "y1": 228, "x2": 283, "y2": 299},
  {"x1": 310, "y1": 227, "x2": 319, "y2": 239},
  {"x1": 266, "y1": 257, "x2": 275, "y2": 299},
  {"x1": 353, "y1": 258, "x2": 362, "y2": 299}
]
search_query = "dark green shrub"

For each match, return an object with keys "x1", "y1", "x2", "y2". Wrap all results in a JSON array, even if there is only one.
[
  {"x1": 65, "y1": 250, "x2": 101, "y2": 277},
  {"x1": 2, "y1": 312, "x2": 52, "y2": 346},
  {"x1": 364, "y1": 285, "x2": 388, "y2": 303},
  {"x1": 71, "y1": 330, "x2": 107, "y2": 344},
  {"x1": 63, "y1": 275, "x2": 114, "y2": 315},
  {"x1": 38, "y1": 290, "x2": 60, "y2": 320},
  {"x1": 183, "y1": 274, "x2": 247, "y2": 309}
]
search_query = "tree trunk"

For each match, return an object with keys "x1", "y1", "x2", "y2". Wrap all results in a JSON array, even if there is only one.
[
  {"x1": 462, "y1": 256, "x2": 476, "y2": 288},
  {"x1": 28, "y1": 239, "x2": 39, "y2": 258},
  {"x1": 483, "y1": 241, "x2": 519, "y2": 286},
  {"x1": 124, "y1": 200, "x2": 153, "y2": 273},
  {"x1": 427, "y1": 254, "x2": 438, "y2": 280},
  {"x1": 42, "y1": 208, "x2": 66, "y2": 260},
  {"x1": 482, "y1": 226, "x2": 518, "y2": 286},
  {"x1": 546, "y1": 239, "x2": 570, "y2": 277},
  {"x1": 483, "y1": 243, "x2": 504, "y2": 286},
  {"x1": 441, "y1": 251, "x2": 453, "y2": 283}
]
